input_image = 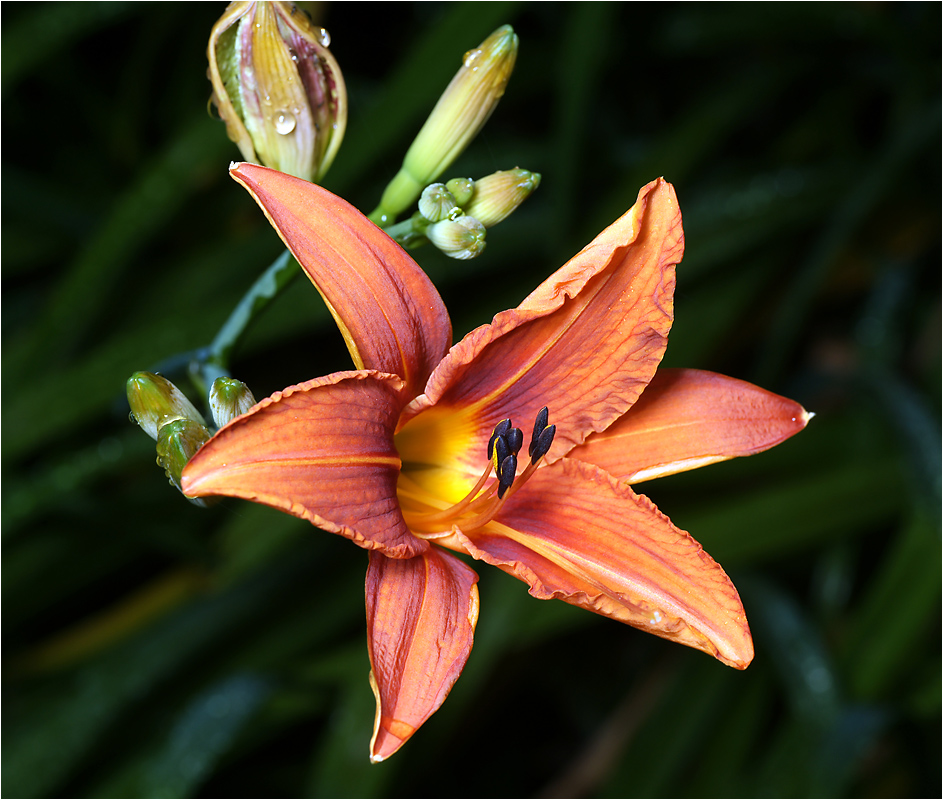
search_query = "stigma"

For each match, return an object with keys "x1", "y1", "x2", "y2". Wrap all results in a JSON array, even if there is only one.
[{"x1": 406, "y1": 407, "x2": 555, "y2": 536}]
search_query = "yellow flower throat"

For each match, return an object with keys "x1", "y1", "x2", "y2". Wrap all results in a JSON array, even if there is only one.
[{"x1": 397, "y1": 408, "x2": 555, "y2": 538}]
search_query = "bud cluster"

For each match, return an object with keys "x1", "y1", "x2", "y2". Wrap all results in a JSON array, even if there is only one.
[
  {"x1": 414, "y1": 168, "x2": 540, "y2": 260},
  {"x1": 372, "y1": 25, "x2": 519, "y2": 224},
  {"x1": 127, "y1": 372, "x2": 256, "y2": 501}
]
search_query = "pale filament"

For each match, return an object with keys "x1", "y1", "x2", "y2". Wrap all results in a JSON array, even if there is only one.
[{"x1": 403, "y1": 457, "x2": 542, "y2": 536}]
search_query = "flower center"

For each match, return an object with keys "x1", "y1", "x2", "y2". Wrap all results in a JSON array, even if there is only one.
[{"x1": 402, "y1": 407, "x2": 555, "y2": 537}]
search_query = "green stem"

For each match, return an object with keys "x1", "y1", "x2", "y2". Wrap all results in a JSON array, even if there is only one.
[
  {"x1": 384, "y1": 215, "x2": 431, "y2": 249},
  {"x1": 367, "y1": 167, "x2": 425, "y2": 225},
  {"x1": 189, "y1": 248, "x2": 299, "y2": 395}
]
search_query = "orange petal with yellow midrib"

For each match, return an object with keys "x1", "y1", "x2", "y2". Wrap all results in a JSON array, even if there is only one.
[
  {"x1": 182, "y1": 370, "x2": 427, "y2": 559},
  {"x1": 571, "y1": 368, "x2": 812, "y2": 484},
  {"x1": 450, "y1": 458, "x2": 753, "y2": 668}
]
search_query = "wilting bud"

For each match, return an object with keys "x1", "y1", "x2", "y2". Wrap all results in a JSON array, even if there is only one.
[
  {"x1": 418, "y1": 184, "x2": 458, "y2": 222},
  {"x1": 464, "y1": 168, "x2": 541, "y2": 228},
  {"x1": 209, "y1": 377, "x2": 257, "y2": 427},
  {"x1": 425, "y1": 215, "x2": 486, "y2": 260},
  {"x1": 446, "y1": 177, "x2": 475, "y2": 206},
  {"x1": 376, "y1": 25, "x2": 518, "y2": 221},
  {"x1": 208, "y1": 1, "x2": 347, "y2": 182},
  {"x1": 157, "y1": 419, "x2": 212, "y2": 495},
  {"x1": 127, "y1": 372, "x2": 206, "y2": 441}
]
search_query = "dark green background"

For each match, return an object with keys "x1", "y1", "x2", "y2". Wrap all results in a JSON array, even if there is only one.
[{"x1": 3, "y1": 2, "x2": 940, "y2": 797}]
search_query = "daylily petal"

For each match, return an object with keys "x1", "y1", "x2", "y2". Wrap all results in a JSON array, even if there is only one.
[
  {"x1": 230, "y1": 163, "x2": 452, "y2": 397},
  {"x1": 182, "y1": 370, "x2": 428, "y2": 559},
  {"x1": 400, "y1": 178, "x2": 682, "y2": 472},
  {"x1": 446, "y1": 458, "x2": 752, "y2": 668},
  {"x1": 366, "y1": 548, "x2": 479, "y2": 762},
  {"x1": 571, "y1": 368, "x2": 813, "y2": 483}
]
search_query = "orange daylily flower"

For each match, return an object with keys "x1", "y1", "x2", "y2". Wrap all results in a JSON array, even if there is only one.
[{"x1": 182, "y1": 163, "x2": 810, "y2": 762}]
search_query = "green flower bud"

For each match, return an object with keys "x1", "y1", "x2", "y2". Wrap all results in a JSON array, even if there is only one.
[
  {"x1": 208, "y1": 1, "x2": 347, "y2": 182},
  {"x1": 375, "y1": 25, "x2": 518, "y2": 222},
  {"x1": 156, "y1": 419, "x2": 212, "y2": 496},
  {"x1": 418, "y1": 183, "x2": 459, "y2": 223},
  {"x1": 127, "y1": 372, "x2": 206, "y2": 441},
  {"x1": 209, "y1": 377, "x2": 257, "y2": 428},
  {"x1": 425, "y1": 215, "x2": 486, "y2": 260},
  {"x1": 445, "y1": 177, "x2": 475, "y2": 206},
  {"x1": 464, "y1": 168, "x2": 541, "y2": 228}
]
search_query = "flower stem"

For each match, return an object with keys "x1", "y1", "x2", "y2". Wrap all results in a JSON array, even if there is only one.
[
  {"x1": 383, "y1": 215, "x2": 431, "y2": 250},
  {"x1": 367, "y1": 168, "x2": 424, "y2": 225},
  {"x1": 189, "y1": 248, "x2": 299, "y2": 395}
]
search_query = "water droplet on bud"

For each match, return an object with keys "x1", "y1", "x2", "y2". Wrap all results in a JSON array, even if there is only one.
[
  {"x1": 463, "y1": 48, "x2": 482, "y2": 68},
  {"x1": 317, "y1": 27, "x2": 331, "y2": 47},
  {"x1": 274, "y1": 110, "x2": 296, "y2": 135}
]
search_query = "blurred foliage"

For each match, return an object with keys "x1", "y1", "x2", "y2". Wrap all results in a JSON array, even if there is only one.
[{"x1": 2, "y1": 2, "x2": 940, "y2": 797}]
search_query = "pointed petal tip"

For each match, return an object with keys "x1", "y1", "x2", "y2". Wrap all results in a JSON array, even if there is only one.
[
  {"x1": 717, "y1": 623, "x2": 754, "y2": 670},
  {"x1": 229, "y1": 160, "x2": 260, "y2": 182},
  {"x1": 733, "y1": 648, "x2": 754, "y2": 670},
  {"x1": 368, "y1": 667, "x2": 415, "y2": 763},
  {"x1": 230, "y1": 161, "x2": 279, "y2": 188},
  {"x1": 369, "y1": 722, "x2": 413, "y2": 763}
]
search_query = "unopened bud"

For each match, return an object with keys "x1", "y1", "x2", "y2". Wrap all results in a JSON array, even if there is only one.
[
  {"x1": 418, "y1": 183, "x2": 459, "y2": 222},
  {"x1": 157, "y1": 419, "x2": 213, "y2": 496},
  {"x1": 446, "y1": 177, "x2": 475, "y2": 206},
  {"x1": 465, "y1": 168, "x2": 541, "y2": 227},
  {"x1": 425, "y1": 215, "x2": 486, "y2": 260},
  {"x1": 208, "y1": 1, "x2": 347, "y2": 181},
  {"x1": 375, "y1": 25, "x2": 518, "y2": 221},
  {"x1": 127, "y1": 372, "x2": 206, "y2": 441},
  {"x1": 209, "y1": 377, "x2": 257, "y2": 427}
]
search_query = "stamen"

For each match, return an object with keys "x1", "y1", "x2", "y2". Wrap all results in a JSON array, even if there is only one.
[
  {"x1": 492, "y1": 434, "x2": 509, "y2": 473},
  {"x1": 405, "y1": 409, "x2": 556, "y2": 536},
  {"x1": 488, "y1": 418, "x2": 511, "y2": 459},
  {"x1": 530, "y1": 423, "x2": 556, "y2": 465},
  {"x1": 497, "y1": 453, "x2": 517, "y2": 498},
  {"x1": 529, "y1": 406, "x2": 550, "y2": 458},
  {"x1": 505, "y1": 426, "x2": 524, "y2": 456},
  {"x1": 408, "y1": 457, "x2": 496, "y2": 527}
]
